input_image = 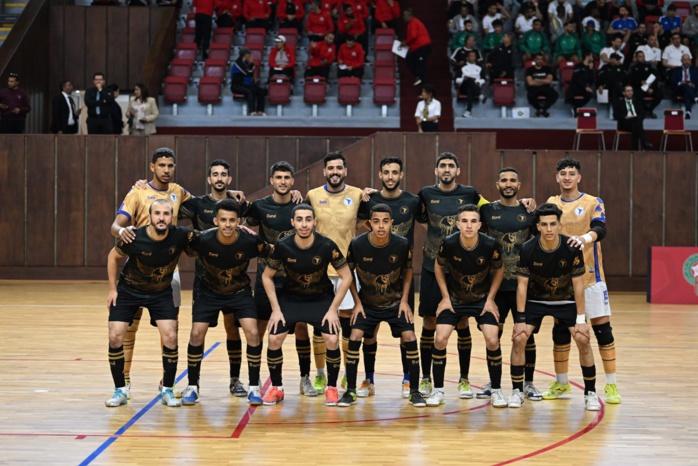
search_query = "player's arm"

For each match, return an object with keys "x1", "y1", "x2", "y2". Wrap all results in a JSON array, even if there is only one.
[
  {"x1": 262, "y1": 266, "x2": 285, "y2": 333},
  {"x1": 572, "y1": 275, "x2": 589, "y2": 338},
  {"x1": 399, "y1": 267, "x2": 414, "y2": 323},
  {"x1": 568, "y1": 219, "x2": 606, "y2": 249},
  {"x1": 227, "y1": 189, "x2": 246, "y2": 203},
  {"x1": 106, "y1": 247, "x2": 125, "y2": 308},
  {"x1": 434, "y1": 261, "x2": 454, "y2": 317},
  {"x1": 110, "y1": 213, "x2": 136, "y2": 243},
  {"x1": 325, "y1": 265, "x2": 352, "y2": 334},
  {"x1": 519, "y1": 197, "x2": 537, "y2": 213}
]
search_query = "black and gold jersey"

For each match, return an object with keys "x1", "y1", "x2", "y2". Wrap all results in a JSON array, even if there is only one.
[
  {"x1": 480, "y1": 201, "x2": 536, "y2": 292},
  {"x1": 267, "y1": 232, "x2": 348, "y2": 296},
  {"x1": 516, "y1": 235, "x2": 586, "y2": 302},
  {"x1": 347, "y1": 232, "x2": 413, "y2": 310},
  {"x1": 417, "y1": 184, "x2": 483, "y2": 271},
  {"x1": 245, "y1": 195, "x2": 297, "y2": 279},
  {"x1": 180, "y1": 194, "x2": 251, "y2": 231},
  {"x1": 357, "y1": 191, "x2": 421, "y2": 247},
  {"x1": 436, "y1": 232, "x2": 503, "y2": 304},
  {"x1": 187, "y1": 228, "x2": 270, "y2": 295},
  {"x1": 115, "y1": 225, "x2": 195, "y2": 293}
]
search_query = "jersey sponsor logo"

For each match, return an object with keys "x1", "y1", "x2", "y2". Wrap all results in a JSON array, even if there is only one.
[
  {"x1": 533, "y1": 262, "x2": 543, "y2": 266},
  {"x1": 203, "y1": 209, "x2": 213, "y2": 214},
  {"x1": 389, "y1": 254, "x2": 398, "y2": 263},
  {"x1": 208, "y1": 252, "x2": 219, "y2": 257},
  {"x1": 266, "y1": 214, "x2": 277, "y2": 218},
  {"x1": 574, "y1": 207, "x2": 584, "y2": 216},
  {"x1": 141, "y1": 251, "x2": 152, "y2": 256},
  {"x1": 147, "y1": 196, "x2": 156, "y2": 200},
  {"x1": 170, "y1": 193, "x2": 177, "y2": 202},
  {"x1": 491, "y1": 215, "x2": 501, "y2": 220},
  {"x1": 344, "y1": 197, "x2": 353, "y2": 206},
  {"x1": 430, "y1": 200, "x2": 440, "y2": 204},
  {"x1": 362, "y1": 257, "x2": 373, "y2": 262},
  {"x1": 319, "y1": 200, "x2": 328, "y2": 204},
  {"x1": 312, "y1": 256, "x2": 322, "y2": 265},
  {"x1": 235, "y1": 252, "x2": 245, "y2": 260},
  {"x1": 476, "y1": 256, "x2": 485, "y2": 265},
  {"x1": 518, "y1": 214, "x2": 527, "y2": 222},
  {"x1": 287, "y1": 258, "x2": 297, "y2": 263}
]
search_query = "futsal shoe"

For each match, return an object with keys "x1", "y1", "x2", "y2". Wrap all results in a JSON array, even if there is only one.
[
  {"x1": 409, "y1": 391, "x2": 427, "y2": 407},
  {"x1": 491, "y1": 389, "x2": 508, "y2": 408},
  {"x1": 230, "y1": 378, "x2": 247, "y2": 397},
  {"x1": 426, "y1": 390, "x2": 445, "y2": 406},
  {"x1": 247, "y1": 387, "x2": 263, "y2": 406},
  {"x1": 604, "y1": 384, "x2": 622, "y2": 404},
  {"x1": 159, "y1": 379, "x2": 182, "y2": 398},
  {"x1": 542, "y1": 381, "x2": 572, "y2": 399},
  {"x1": 300, "y1": 375, "x2": 319, "y2": 397},
  {"x1": 161, "y1": 387, "x2": 182, "y2": 407},
  {"x1": 313, "y1": 373, "x2": 328, "y2": 392},
  {"x1": 356, "y1": 380, "x2": 375, "y2": 397},
  {"x1": 337, "y1": 391, "x2": 357, "y2": 407},
  {"x1": 105, "y1": 388, "x2": 129, "y2": 407},
  {"x1": 476, "y1": 382, "x2": 492, "y2": 399},
  {"x1": 419, "y1": 378, "x2": 433, "y2": 397},
  {"x1": 524, "y1": 382, "x2": 543, "y2": 401},
  {"x1": 401, "y1": 380, "x2": 411, "y2": 399},
  {"x1": 340, "y1": 375, "x2": 348, "y2": 391},
  {"x1": 507, "y1": 389, "x2": 525, "y2": 408},
  {"x1": 263, "y1": 387, "x2": 285, "y2": 406},
  {"x1": 325, "y1": 386, "x2": 339, "y2": 406},
  {"x1": 458, "y1": 379, "x2": 474, "y2": 399},
  {"x1": 181, "y1": 386, "x2": 199, "y2": 406},
  {"x1": 585, "y1": 391, "x2": 601, "y2": 411}
]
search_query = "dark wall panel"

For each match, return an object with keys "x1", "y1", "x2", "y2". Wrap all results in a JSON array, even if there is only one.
[
  {"x1": 404, "y1": 133, "x2": 437, "y2": 195},
  {"x1": 298, "y1": 137, "x2": 328, "y2": 170},
  {"x1": 268, "y1": 137, "x2": 296, "y2": 180},
  {"x1": 49, "y1": 7, "x2": 65, "y2": 94},
  {"x1": 467, "y1": 136, "x2": 499, "y2": 201},
  {"x1": 438, "y1": 132, "x2": 467, "y2": 161},
  {"x1": 106, "y1": 8, "x2": 129, "y2": 93},
  {"x1": 86, "y1": 137, "x2": 117, "y2": 266},
  {"x1": 502, "y1": 150, "x2": 535, "y2": 200},
  {"x1": 56, "y1": 137, "x2": 86, "y2": 266},
  {"x1": 534, "y1": 151, "x2": 567, "y2": 202},
  {"x1": 372, "y1": 132, "x2": 400, "y2": 172},
  {"x1": 632, "y1": 152, "x2": 664, "y2": 276},
  {"x1": 599, "y1": 151, "x2": 631, "y2": 277},
  {"x1": 85, "y1": 7, "x2": 107, "y2": 89},
  {"x1": 207, "y1": 137, "x2": 237, "y2": 187},
  {"x1": 175, "y1": 137, "x2": 207, "y2": 195},
  {"x1": 329, "y1": 137, "x2": 360, "y2": 153},
  {"x1": 128, "y1": 13, "x2": 151, "y2": 88},
  {"x1": 63, "y1": 7, "x2": 86, "y2": 89},
  {"x1": 665, "y1": 153, "x2": 696, "y2": 246},
  {"x1": 25, "y1": 136, "x2": 55, "y2": 266},
  {"x1": 116, "y1": 137, "x2": 147, "y2": 204},
  {"x1": 342, "y1": 138, "x2": 372, "y2": 189},
  {"x1": 237, "y1": 138, "x2": 267, "y2": 195},
  {"x1": 0, "y1": 136, "x2": 26, "y2": 265}
]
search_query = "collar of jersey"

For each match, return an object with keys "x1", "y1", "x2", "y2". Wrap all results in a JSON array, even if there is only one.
[
  {"x1": 560, "y1": 192, "x2": 585, "y2": 203},
  {"x1": 323, "y1": 184, "x2": 346, "y2": 194},
  {"x1": 148, "y1": 181, "x2": 168, "y2": 192}
]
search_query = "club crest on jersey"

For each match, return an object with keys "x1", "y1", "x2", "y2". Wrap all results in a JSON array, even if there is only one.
[
  {"x1": 400, "y1": 206, "x2": 409, "y2": 214},
  {"x1": 170, "y1": 193, "x2": 177, "y2": 202},
  {"x1": 389, "y1": 254, "x2": 398, "y2": 263},
  {"x1": 574, "y1": 207, "x2": 584, "y2": 216},
  {"x1": 312, "y1": 256, "x2": 322, "y2": 265},
  {"x1": 518, "y1": 214, "x2": 527, "y2": 222},
  {"x1": 344, "y1": 198, "x2": 353, "y2": 206},
  {"x1": 476, "y1": 256, "x2": 485, "y2": 265},
  {"x1": 168, "y1": 246, "x2": 177, "y2": 255},
  {"x1": 235, "y1": 252, "x2": 245, "y2": 260},
  {"x1": 559, "y1": 259, "x2": 567, "y2": 268}
]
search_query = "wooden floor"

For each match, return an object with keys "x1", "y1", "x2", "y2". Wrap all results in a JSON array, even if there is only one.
[{"x1": 1, "y1": 280, "x2": 697, "y2": 465}]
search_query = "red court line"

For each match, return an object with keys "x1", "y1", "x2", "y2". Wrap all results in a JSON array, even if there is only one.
[
  {"x1": 0, "y1": 432, "x2": 235, "y2": 440},
  {"x1": 230, "y1": 377, "x2": 272, "y2": 438}
]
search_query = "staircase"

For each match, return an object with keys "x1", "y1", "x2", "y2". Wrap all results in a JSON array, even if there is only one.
[{"x1": 0, "y1": 0, "x2": 28, "y2": 47}]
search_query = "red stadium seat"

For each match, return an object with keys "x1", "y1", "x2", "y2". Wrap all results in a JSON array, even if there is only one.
[
  {"x1": 250, "y1": 49, "x2": 263, "y2": 67},
  {"x1": 164, "y1": 76, "x2": 189, "y2": 104},
  {"x1": 198, "y1": 76, "x2": 223, "y2": 104},
  {"x1": 559, "y1": 60, "x2": 576, "y2": 93},
  {"x1": 374, "y1": 49, "x2": 395, "y2": 67},
  {"x1": 277, "y1": 28, "x2": 299, "y2": 48},
  {"x1": 661, "y1": 108, "x2": 693, "y2": 151},
  {"x1": 304, "y1": 76, "x2": 328, "y2": 104},
  {"x1": 203, "y1": 59, "x2": 227, "y2": 79},
  {"x1": 374, "y1": 64, "x2": 395, "y2": 79},
  {"x1": 169, "y1": 58, "x2": 195, "y2": 79},
  {"x1": 492, "y1": 78, "x2": 515, "y2": 106},
  {"x1": 644, "y1": 14, "x2": 660, "y2": 27},
  {"x1": 175, "y1": 42, "x2": 198, "y2": 61},
  {"x1": 208, "y1": 42, "x2": 231, "y2": 61},
  {"x1": 268, "y1": 76, "x2": 292, "y2": 105},
  {"x1": 338, "y1": 77, "x2": 362, "y2": 105},
  {"x1": 374, "y1": 28, "x2": 395, "y2": 51},
  {"x1": 674, "y1": 1, "x2": 691, "y2": 19},
  {"x1": 180, "y1": 27, "x2": 196, "y2": 43},
  {"x1": 244, "y1": 28, "x2": 267, "y2": 51},
  {"x1": 573, "y1": 107, "x2": 605, "y2": 150},
  {"x1": 212, "y1": 27, "x2": 234, "y2": 46},
  {"x1": 373, "y1": 77, "x2": 396, "y2": 105}
]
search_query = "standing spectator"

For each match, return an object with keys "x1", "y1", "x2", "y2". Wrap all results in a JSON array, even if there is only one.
[
  {"x1": 629, "y1": 51, "x2": 663, "y2": 119},
  {"x1": 488, "y1": 33, "x2": 514, "y2": 80},
  {"x1": 50, "y1": 80, "x2": 78, "y2": 135},
  {"x1": 659, "y1": 4, "x2": 682, "y2": 34},
  {"x1": 520, "y1": 18, "x2": 550, "y2": 61},
  {"x1": 599, "y1": 34, "x2": 625, "y2": 69},
  {"x1": 231, "y1": 48, "x2": 267, "y2": 116},
  {"x1": 637, "y1": 0, "x2": 664, "y2": 23},
  {"x1": 670, "y1": 54, "x2": 698, "y2": 119},
  {"x1": 525, "y1": 53, "x2": 558, "y2": 117},
  {"x1": 338, "y1": 4, "x2": 368, "y2": 50},
  {"x1": 84, "y1": 72, "x2": 114, "y2": 135},
  {"x1": 192, "y1": 0, "x2": 214, "y2": 60},
  {"x1": 483, "y1": 3, "x2": 511, "y2": 34},
  {"x1": 0, "y1": 72, "x2": 30, "y2": 134},
  {"x1": 243, "y1": 0, "x2": 271, "y2": 29},
  {"x1": 682, "y1": 5, "x2": 698, "y2": 46},
  {"x1": 553, "y1": 20, "x2": 582, "y2": 66},
  {"x1": 457, "y1": 50, "x2": 487, "y2": 117},
  {"x1": 128, "y1": 83, "x2": 159, "y2": 135},
  {"x1": 305, "y1": 33, "x2": 336, "y2": 78},
  {"x1": 483, "y1": 19, "x2": 505, "y2": 54},
  {"x1": 401, "y1": 8, "x2": 432, "y2": 86},
  {"x1": 375, "y1": 0, "x2": 401, "y2": 31},
  {"x1": 277, "y1": 0, "x2": 305, "y2": 33},
  {"x1": 414, "y1": 84, "x2": 440, "y2": 132},
  {"x1": 337, "y1": 36, "x2": 365, "y2": 79},
  {"x1": 662, "y1": 33, "x2": 692, "y2": 74},
  {"x1": 215, "y1": 0, "x2": 242, "y2": 30},
  {"x1": 613, "y1": 85, "x2": 652, "y2": 150},
  {"x1": 269, "y1": 35, "x2": 296, "y2": 80},
  {"x1": 107, "y1": 84, "x2": 124, "y2": 135},
  {"x1": 566, "y1": 52, "x2": 596, "y2": 115},
  {"x1": 636, "y1": 34, "x2": 663, "y2": 67},
  {"x1": 515, "y1": 6, "x2": 540, "y2": 36},
  {"x1": 306, "y1": 1, "x2": 335, "y2": 42},
  {"x1": 597, "y1": 53, "x2": 628, "y2": 102},
  {"x1": 583, "y1": 19, "x2": 606, "y2": 58}
]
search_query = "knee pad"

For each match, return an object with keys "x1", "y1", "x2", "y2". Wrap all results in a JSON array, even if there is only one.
[
  {"x1": 592, "y1": 322, "x2": 614, "y2": 346},
  {"x1": 552, "y1": 322, "x2": 571, "y2": 345}
]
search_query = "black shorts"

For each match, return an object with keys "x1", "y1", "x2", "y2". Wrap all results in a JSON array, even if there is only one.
[
  {"x1": 418, "y1": 268, "x2": 443, "y2": 317},
  {"x1": 110, "y1": 282, "x2": 177, "y2": 323},
  {"x1": 525, "y1": 301, "x2": 577, "y2": 329},
  {"x1": 494, "y1": 290, "x2": 517, "y2": 324},
  {"x1": 353, "y1": 305, "x2": 415, "y2": 339},
  {"x1": 193, "y1": 286, "x2": 257, "y2": 327},
  {"x1": 436, "y1": 299, "x2": 499, "y2": 327},
  {"x1": 270, "y1": 292, "x2": 335, "y2": 335},
  {"x1": 254, "y1": 278, "x2": 285, "y2": 322}
]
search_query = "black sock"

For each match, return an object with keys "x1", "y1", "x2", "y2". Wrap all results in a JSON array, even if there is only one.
[
  {"x1": 346, "y1": 340, "x2": 361, "y2": 391},
  {"x1": 486, "y1": 347, "x2": 503, "y2": 390},
  {"x1": 187, "y1": 343, "x2": 204, "y2": 387},
  {"x1": 525, "y1": 334, "x2": 536, "y2": 382},
  {"x1": 581, "y1": 365, "x2": 596, "y2": 395},
  {"x1": 227, "y1": 339, "x2": 242, "y2": 379},
  {"x1": 420, "y1": 328, "x2": 435, "y2": 380},
  {"x1": 404, "y1": 340, "x2": 420, "y2": 392},
  {"x1": 511, "y1": 364, "x2": 524, "y2": 392},
  {"x1": 340, "y1": 316, "x2": 351, "y2": 339},
  {"x1": 326, "y1": 347, "x2": 342, "y2": 387},
  {"x1": 162, "y1": 345, "x2": 178, "y2": 388},
  {"x1": 109, "y1": 345, "x2": 125, "y2": 388},
  {"x1": 432, "y1": 347, "x2": 447, "y2": 389},
  {"x1": 247, "y1": 343, "x2": 262, "y2": 386},
  {"x1": 457, "y1": 327, "x2": 472, "y2": 380},
  {"x1": 267, "y1": 347, "x2": 284, "y2": 387},
  {"x1": 362, "y1": 342, "x2": 377, "y2": 383},
  {"x1": 400, "y1": 342, "x2": 409, "y2": 379},
  {"x1": 295, "y1": 338, "x2": 311, "y2": 377}
]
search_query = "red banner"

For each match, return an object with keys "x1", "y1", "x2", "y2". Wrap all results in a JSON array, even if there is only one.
[{"x1": 649, "y1": 247, "x2": 698, "y2": 304}]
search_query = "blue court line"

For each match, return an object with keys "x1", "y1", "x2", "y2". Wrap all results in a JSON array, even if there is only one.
[{"x1": 79, "y1": 342, "x2": 220, "y2": 466}]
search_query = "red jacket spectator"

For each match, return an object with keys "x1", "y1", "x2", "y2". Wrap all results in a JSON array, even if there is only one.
[
  {"x1": 269, "y1": 43, "x2": 296, "y2": 69},
  {"x1": 337, "y1": 42, "x2": 365, "y2": 68},
  {"x1": 346, "y1": 0, "x2": 369, "y2": 21},
  {"x1": 307, "y1": 10, "x2": 335, "y2": 35},
  {"x1": 320, "y1": 0, "x2": 339, "y2": 14},
  {"x1": 216, "y1": 0, "x2": 242, "y2": 19},
  {"x1": 192, "y1": 0, "x2": 215, "y2": 16},
  {"x1": 276, "y1": 0, "x2": 305, "y2": 21},
  {"x1": 308, "y1": 41, "x2": 336, "y2": 67},
  {"x1": 338, "y1": 9, "x2": 367, "y2": 36},
  {"x1": 375, "y1": 0, "x2": 400, "y2": 24},
  {"x1": 405, "y1": 16, "x2": 431, "y2": 51},
  {"x1": 243, "y1": 0, "x2": 270, "y2": 21}
]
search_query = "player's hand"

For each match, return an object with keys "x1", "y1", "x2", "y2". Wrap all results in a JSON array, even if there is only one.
[
  {"x1": 227, "y1": 190, "x2": 246, "y2": 203},
  {"x1": 574, "y1": 322, "x2": 590, "y2": 339},
  {"x1": 322, "y1": 310, "x2": 341, "y2": 335},
  {"x1": 132, "y1": 179, "x2": 148, "y2": 190},
  {"x1": 350, "y1": 303, "x2": 366, "y2": 325},
  {"x1": 361, "y1": 187, "x2": 378, "y2": 202},
  {"x1": 267, "y1": 310, "x2": 286, "y2": 334},
  {"x1": 521, "y1": 198, "x2": 537, "y2": 213},
  {"x1": 481, "y1": 299, "x2": 499, "y2": 321},
  {"x1": 239, "y1": 225, "x2": 257, "y2": 236},
  {"x1": 512, "y1": 321, "x2": 527, "y2": 341},
  {"x1": 107, "y1": 290, "x2": 118, "y2": 308},
  {"x1": 398, "y1": 301, "x2": 413, "y2": 324},
  {"x1": 119, "y1": 226, "x2": 136, "y2": 243},
  {"x1": 290, "y1": 190, "x2": 304, "y2": 204},
  {"x1": 435, "y1": 298, "x2": 454, "y2": 317},
  {"x1": 567, "y1": 235, "x2": 585, "y2": 249}
]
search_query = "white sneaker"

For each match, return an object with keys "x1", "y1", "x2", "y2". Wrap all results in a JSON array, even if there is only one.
[
  {"x1": 491, "y1": 388, "x2": 508, "y2": 408},
  {"x1": 356, "y1": 379, "x2": 375, "y2": 397},
  {"x1": 160, "y1": 387, "x2": 182, "y2": 407},
  {"x1": 462, "y1": 110, "x2": 472, "y2": 118},
  {"x1": 457, "y1": 379, "x2": 473, "y2": 399},
  {"x1": 105, "y1": 387, "x2": 129, "y2": 407},
  {"x1": 418, "y1": 378, "x2": 433, "y2": 397},
  {"x1": 426, "y1": 390, "x2": 445, "y2": 407},
  {"x1": 508, "y1": 388, "x2": 525, "y2": 408},
  {"x1": 476, "y1": 382, "x2": 492, "y2": 399},
  {"x1": 300, "y1": 375, "x2": 319, "y2": 397},
  {"x1": 585, "y1": 391, "x2": 601, "y2": 411},
  {"x1": 524, "y1": 382, "x2": 542, "y2": 401}
]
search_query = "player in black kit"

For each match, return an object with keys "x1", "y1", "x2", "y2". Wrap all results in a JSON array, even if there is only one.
[
  {"x1": 339, "y1": 204, "x2": 426, "y2": 408},
  {"x1": 512, "y1": 203, "x2": 600, "y2": 411},
  {"x1": 427, "y1": 204, "x2": 506, "y2": 408},
  {"x1": 477, "y1": 167, "x2": 541, "y2": 402},
  {"x1": 105, "y1": 199, "x2": 195, "y2": 408},
  {"x1": 262, "y1": 205, "x2": 353, "y2": 407},
  {"x1": 180, "y1": 199, "x2": 270, "y2": 407}
]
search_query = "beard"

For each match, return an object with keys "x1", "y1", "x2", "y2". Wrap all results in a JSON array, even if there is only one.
[
  {"x1": 154, "y1": 224, "x2": 169, "y2": 234},
  {"x1": 499, "y1": 187, "x2": 518, "y2": 199},
  {"x1": 212, "y1": 183, "x2": 227, "y2": 193},
  {"x1": 382, "y1": 179, "x2": 400, "y2": 192},
  {"x1": 326, "y1": 174, "x2": 346, "y2": 189}
]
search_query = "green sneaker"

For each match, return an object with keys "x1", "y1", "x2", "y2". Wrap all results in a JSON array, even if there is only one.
[
  {"x1": 313, "y1": 373, "x2": 328, "y2": 392},
  {"x1": 340, "y1": 374, "x2": 348, "y2": 391},
  {"x1": 337, "y1": 390, "x2": 357, "y2": 407},
  {"x1": 604, "y1": 383, "x2": 622, "y2": 404},
  {"x1": 542, "y1": 381, "x2": 572, "y2": 400},
  {"x1": 457, "y1": 379, "x2": 473, "y2": 399},
  {"x1": 418, "y1": 378, "x2": 433, "y2": 397}
]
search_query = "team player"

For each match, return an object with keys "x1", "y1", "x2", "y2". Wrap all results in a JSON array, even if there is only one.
[
  {"x1": 545, "y1": 157, "x2": 621, "y2": 404},
  {"x1": 357, "y1": 157, "x2": 421, "y2": 398},
  {"x1": 262, "y1": 205, "x2": 353, "y2": 406},
  {"x1": 427, "y1": 204, "x2": 506, "y2": 407},
  {"x1": 477, "y1": 167, "x2": 541, "y2": 401},
  {"x1": 340, "y1": 204, "x2": 426, "y2": 408},
  {"x1": 105, "y1": 199, "x2": 195, "y2": 408},
  {"x1": 181, "y1": 199, "x2": 270, "y2": 406},
  {"x1": 513, "y1": 203, "x2": 601, "y2": 411}
]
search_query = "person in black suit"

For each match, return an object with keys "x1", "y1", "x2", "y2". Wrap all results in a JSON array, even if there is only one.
[
  {"x1": 107, "y1": 83, "x2": 124, "y2": 135},
  {"x1": 613, "y1": 85, "x2": 652, "y2": 150},
  {"x1": 670, "y1": 54, "x2": 698, "y2": 119},
  {"x1": 50, "y1": 80, "x2": 79, "y2": 134},
  {"x1": 84, "y1": 72, "x2": 114, "y2": 134}
]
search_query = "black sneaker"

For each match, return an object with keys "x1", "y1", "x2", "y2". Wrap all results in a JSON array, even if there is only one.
[
  {"x1": 409, "y1": 391, "x2": 427, "y2": 407},
  {"x1": 337, "y1": 391, "x2": 357, "y2": 407},
  {"x1": 542, "y1": 110, "x2": 550, "y2": 118},
  {"x1": 534, "y1": 110, "x2": 542, "y2": 118}
]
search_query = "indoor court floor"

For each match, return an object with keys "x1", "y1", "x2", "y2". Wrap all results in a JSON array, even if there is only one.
[{"x1": 1, "y1": 280, "x2": 697, "y2": 465}]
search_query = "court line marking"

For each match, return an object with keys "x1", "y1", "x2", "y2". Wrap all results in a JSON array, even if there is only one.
[
  {"x1": 230, "y1": 377, "x2": 272, "y2": 438},
  {"x1": 78, "y1": 342, "x2": 220, "y2": 466}
]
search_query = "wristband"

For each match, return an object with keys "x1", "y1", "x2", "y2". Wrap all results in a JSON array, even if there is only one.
[
  {"x1": 581, "y1": 233, "x2": 593, "y2": 244},
  {"x1": 514, "y1": 312, "x2": 526, "y2": 323},
  {"x1": 576, "y1": 314, "x2": 586, "y2": 325},
  {"x1": 118, "y1": 227, "x2": 125, "y2": 236}
]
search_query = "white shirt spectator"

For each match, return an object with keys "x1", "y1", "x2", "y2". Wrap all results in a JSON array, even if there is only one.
[
  {"x1": 582, "y1": 16, "x2": 600, "y2": 31},
  {"x1": 548, "y1": 1, "x2": 572, "y2": 19},
  {"x1": 515, "y1": 15, "x2": 536, "y2": 34},
  {"x1": 415, "y1": 98, "x2": 441, "y2": 122},
  {"x1": 636, "y1": 44, "x2": 662, "y2": 64},
  {"x1": 599, "y1": 46, "x2": 624, "y2": 68},
  {"x1": 662, "y1": 44, "x2": 692, "y2": 68},
  {"x1": 456, "y1": 63, "x2": 485, "y2": 86},
  {"x1": 482, "y1": 13, "x2": 502, "y2": 34}
]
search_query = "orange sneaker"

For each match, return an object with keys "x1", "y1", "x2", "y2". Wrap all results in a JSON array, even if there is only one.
[
  {"x1": 262, "y1": 387, "x2": 284, "y2": 406},
  {"x1": 325, "y1": 386, "x2": 339, "y2": 406}
]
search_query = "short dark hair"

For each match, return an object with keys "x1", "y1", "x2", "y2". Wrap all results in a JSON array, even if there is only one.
[
  {"x1": 108, "y1": 83, "x2": 119, "y2": 92},
  {"x1": 535, "y1": 203, "x2": 563, "y2": 221},
  {"x1": 369, "y1": 203, "x2": 393, "y2": 218},
  {"x1": 213, "y1": 198, "x2": 241, "y2": 217},
  {"x1": 436, "y1": 152, "x2": 459, "y2": 168},
  {"x1": 270, "y1": 161, "x2": 295, "y2": 177},
  {"x1": 532, "y1": 18, "x2": 542, "y2": 23},
  {"x1": 667, "y1": 3, "x2": 677, "y2": 11},
  {"x1": 492, "y1": 19, "x2": 503, "y2": 27},
  {"x1": 423, "y1": 83, "x2": 436, "y2": 96},
  {"x1": 556, "y1": 157, "x2": 581, "y2": 172},
  {"x1": 323, "y1": 151, "x2": 346, "y2": 167},
  {"x1": 93, "y1": 72, "x2": 105, "y2": 80},
  {"x1": 534, "y1": 52, "x2": 544, "y2": 59},
  {"x1": 404, "y1": 7, "x2": 413, "y2": 15},
  {"x1": 59, "y1": 80, "x2": 71, "y2": 91},
  {"x1": 292, "y1": 203, "x2": 315, "y2": 218},
  {"x1": 457, "y1": 204, "x2": 480, "y2": 218},
  {"x1": 498, "y1": 166, "x2": 519, "y2": 177},
  {"x1": 380, "y1": 157, "x2": 403, "y2": 170},
  {"x1": 611, "y1": 33, "x2": 623, "y2": 42},
  {"x1": 208, "y1": 159, "x2": 230, "y2": 175},
  {"x1": 134, "y1": 82, "x2": 150, "y2": 101},
  {"x1": 149, "y1": 199, "x2": 173, "y2": 214},
  {"x1": 152, "y1": 147, "x2": 175, "y2": 164}
]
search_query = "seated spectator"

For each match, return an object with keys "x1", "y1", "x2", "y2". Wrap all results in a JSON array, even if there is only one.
[
  {"x1": 582, "y1": 0, "x2": 611, "y2": 30},
  {"x1": 482, "y1": 2, "x2": 510, "y2": 35},
  {"x1": 448, "y1": 0, "x2": 467, "y2": 19},
  {"x1": 613, "y1": 85, "x2": 652, "y2": 150},
  {"x1": 553, "y1": 20, "x2": 582, "y2": 66},
  {"x1": 637, "y1": 0, "x2": 664, "y2": 24},
  {"x1": 243, "y1": 0, "x2": 271, "y2": 29},
  {"x1": 415, "y1": 84, "x2": 440, "y2": 132},
  {"x1": 337, "y1": 36, "x2": 365, "y2": 79},
  {"x1": 231, "y1": 47, "x2": 267, "y2": 116},
  {"x1": 515, "y1": 6, "x2": 539, "y2": 36},
  {"x1": 662, "y1": 33, "x2": 692, "y2": 74},
  {"x1": 629, "y1": 50, "x2": 663, "y2": 119},
  {"x1": 215, "y1": 0, "x2": 243, "y2": 30},
  {"x1": 338, "y1": 4, "x2": 367, "y2": 50},
  {"x1": 346, "y1": 0, "x2": 369, "y2": 24},
  {"x1": 483, "y1": 19, "x2": 505, "y2": 53},
  {"x1": 375, "y1": 0, "x2": 401, "y2": 31},
  {"x1": 128, "y1": 83, "x2": 159, "y2": 135},
  {"x1": 269, "y1": 35, "x2": 296, "y2": 80},
  {"x1": 306, "y1": 1, "x2": 335, "y2": 42},
  {"x1": 450, "y1": 34, "x2": 484, "y2": 75},
  {"x1": 450, "y1": 19, "x2": 479, "y2": 51},
  {"x1": 583, "y1": 19, "x2": 606, "y2": 58},
  {"x1": 659, "y1": 4, "x2": 682, "y2": 34},
  {"x1": 548, "y1": 0, "x2": 572, "y2": 24},
  {"x1": 487, "y1": 33, "x2": 514, "y2": 80},
  {"x1": 457, "y1": 50, "x2": 487, "y2": 118},
  {"x1": 449, "y1": 3, "x2": 479, "y2": 36},
  {"x1": 626, "y1": 23, "x2": 648, "y2": 65},
  {"x1": 607, "y1": 5, "x2": 637, "y2": 40},
  {"x1": 305, "y1": 32, "x2": 336, "y2": 79},
  {"x1": 636, "y1": 34, "x2": 663, "y2": 67},
  {"x1": 597, "y1": 53, "x2": 628, "y2": 102},
  {"x1": 520, "y1": 18, "x2": 550, "y2": 62},
  {"x1": 670, "y1": 54, "x2": 698, "y2": 119},
  {"x1": 319, "y1": 0, "x2": 340, "y2": 18},
  {"x1": 566, "y1": 52, "x2": 596, "y2": 115},
  {"x1": 525, "y1": 53, "x2": 559, "y2": 117},
  {"x1": 276, "y1": 0, "x2": 305, "y2": 33},
  {"x1": 600, "y1": 34, "x2": 625, "y2": 69},
  {"x1": 651, "y1": 21, "x2": 672, "y2": 49},
  {"x1": 682, "y1": 5, "x2": 698, "y2": 46},
  {"x1": 582, "y1": 7, "x2": 602, "y2": 31},
  {"x1": 549, "y1": 3, "x2": 568, "y2": 43}
]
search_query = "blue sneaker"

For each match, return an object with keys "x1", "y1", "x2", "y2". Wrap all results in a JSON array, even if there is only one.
[
  {"x1": 181, "y1": 386, "x2": 199, "y2": 406},
  {"x1": 161, "y1": 387, "x2": 182, "y2": 407},
  {"x1": 105, "y1": 387, "x2": 129, "y2": 407},
  {"x1": 247, "y1": 386, "x2": 263, "y2": 406}
]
